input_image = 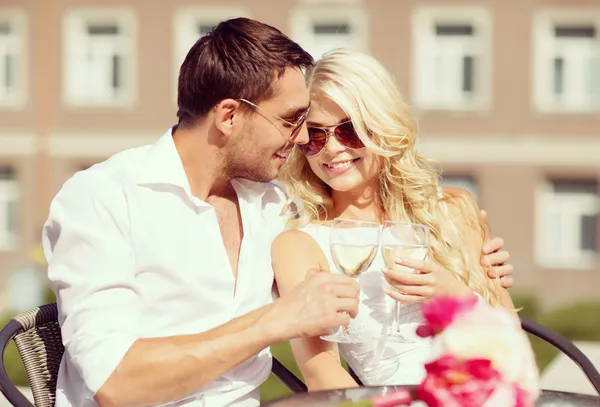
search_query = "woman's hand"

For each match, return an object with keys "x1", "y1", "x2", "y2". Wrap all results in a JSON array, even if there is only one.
[{"x1": 382, "y1": 258, "x2": 472, "y2": 303}]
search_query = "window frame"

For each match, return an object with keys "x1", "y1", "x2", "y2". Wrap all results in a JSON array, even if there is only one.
[
  {"x1": 0, "y1": 168, "x2": 19, "y2": 251},
  {"x1": 289, "y1": 3, "x2": 369, "y2": 60},
  {"x1": 411, "y1": 6, "x2": 492, "y2": 111},
  {"x1": 535, "y1": 179, "x2": 599, "y2": 270},
  {"x1": 0, "y1": 8, "x2": 27, "y2": 109},
  {"x1": 62, "y1": 7, "x2": 138, "y2": 108},
  {"x1": 532, "y1": 8, "x2": 600, "y2": 113}
]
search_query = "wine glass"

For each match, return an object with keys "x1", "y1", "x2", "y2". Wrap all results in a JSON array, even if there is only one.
[
  {"x1": 320, "y1": 218, "x2": 381, "y2": 344},
  {"x1": 380, "y1": 220, "x2": 429, "y2": 343}
]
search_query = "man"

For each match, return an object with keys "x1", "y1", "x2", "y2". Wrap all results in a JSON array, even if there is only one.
[{"x1": 42, "y1": 18, "x2": 513, "y2": 407}]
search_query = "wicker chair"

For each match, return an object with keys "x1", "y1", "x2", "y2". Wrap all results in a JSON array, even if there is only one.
[
  {"x1": 0, "y1": 303, "x2": 305, "y2": 407},
  {"x1": 0, "y1": 303, "x2": 62, "y2": 407}
]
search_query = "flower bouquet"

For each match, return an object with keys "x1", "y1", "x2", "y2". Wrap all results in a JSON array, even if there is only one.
[{"x1": 339, "y1": 295, "x2": 540, "y2": 407}]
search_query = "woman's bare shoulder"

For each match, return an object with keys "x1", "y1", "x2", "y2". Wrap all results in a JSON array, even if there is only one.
[
  {"x1": 440, "y1": 186, "x2": 481, "y2": 220},
  {"x1": 271, "y1": 228, "x2": 330, "y2": 272}
]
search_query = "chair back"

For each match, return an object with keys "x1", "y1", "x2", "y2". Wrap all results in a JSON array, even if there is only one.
[
  {"x1": 520, "y1": 315, "x2": 600, "y2": 396},
  {"x1": 0, "y1": 303, "x2": 62, "y2": 407},
  {"x1": 0, "y1": 303, "x2": 306, "y2": 407}
]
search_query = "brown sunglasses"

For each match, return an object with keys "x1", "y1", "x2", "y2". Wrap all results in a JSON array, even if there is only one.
[{"x1": 297, "y1": 120, "x2": 365, "y2": 156}]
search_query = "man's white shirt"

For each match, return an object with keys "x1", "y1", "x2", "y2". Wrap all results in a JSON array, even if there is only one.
[{"x1": 42, "y1": 128, "x2": 288, "y2": 407}]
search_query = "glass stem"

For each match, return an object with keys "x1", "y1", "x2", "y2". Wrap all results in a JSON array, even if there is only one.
[
  {"x1": 393, "y1": 301, "x2": 401, "y2": 333},
  {"x1": 341, "y1": 311, "x2": 350, "y2": 335}
]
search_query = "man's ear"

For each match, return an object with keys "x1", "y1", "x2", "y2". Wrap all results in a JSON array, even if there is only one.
[{"x1": 214, "y1": 98, "x2": 240, "y2": 137}]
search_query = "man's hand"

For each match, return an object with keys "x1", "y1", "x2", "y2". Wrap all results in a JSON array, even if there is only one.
[
  {"x1": 480, "y1": 210, "x2": 515, "y2": 289},
  {"x1": 265, "y1": 270, "x2": 360, "y2": 340}
]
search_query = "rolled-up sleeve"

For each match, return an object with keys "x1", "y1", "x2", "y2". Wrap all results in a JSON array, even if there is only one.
[{"x1": 42, "y1": 171, "x2": 141, "y2": 397}]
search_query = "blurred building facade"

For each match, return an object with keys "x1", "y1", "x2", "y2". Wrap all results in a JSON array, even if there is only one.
[{"x1": 0, "y1": 0, "x2": 599, "y2": 311}]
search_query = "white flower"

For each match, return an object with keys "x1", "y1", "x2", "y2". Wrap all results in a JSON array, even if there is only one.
[{"x1": 432, "y1": 302, "x2": 540, "y2": 399}]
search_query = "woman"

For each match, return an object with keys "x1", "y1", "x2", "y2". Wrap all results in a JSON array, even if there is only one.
[{"x1": 271, "y1": 49, "x2": 518, "y2": 390}]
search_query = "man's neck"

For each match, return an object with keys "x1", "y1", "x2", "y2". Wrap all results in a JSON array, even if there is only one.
[{"x1": 172, "y1": 124, "x2": 231, "y2": 200}]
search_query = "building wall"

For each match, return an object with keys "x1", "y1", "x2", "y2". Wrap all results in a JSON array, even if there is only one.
[{"x1": 1, "y1": 0, "x2": 598, "y2": 311}]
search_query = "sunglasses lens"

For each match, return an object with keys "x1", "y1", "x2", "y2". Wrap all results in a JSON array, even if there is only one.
[
  {"x1": 299, "y1": 127, "x2": 327, "y2": 156},
  {"x1": 336, "y1": 122, "x2": 364, "y2": 149}
]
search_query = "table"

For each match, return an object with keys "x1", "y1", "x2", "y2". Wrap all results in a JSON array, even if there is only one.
[{"x1": 261, "y1": 386, "x2": 600, "y2": 406}]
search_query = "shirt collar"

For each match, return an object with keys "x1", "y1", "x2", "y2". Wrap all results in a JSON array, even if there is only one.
[
  {"x1": 231, "y1": 178, "x2": 268, "y2": 205},
  {"x1": 137, "y1": 127, "x2": 269, "y2": 206},
  {"x1": 136, "y1": 127, "x2": 190, "y2": 191}
]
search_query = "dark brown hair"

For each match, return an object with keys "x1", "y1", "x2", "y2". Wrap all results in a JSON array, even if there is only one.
[{"x1": 177, "y1": 17, "x2": 314, "y2": 126}]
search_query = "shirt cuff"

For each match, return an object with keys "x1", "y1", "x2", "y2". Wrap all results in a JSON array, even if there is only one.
[{"x1": 73, "y1": 332, "x2": 139, "y2": 400}]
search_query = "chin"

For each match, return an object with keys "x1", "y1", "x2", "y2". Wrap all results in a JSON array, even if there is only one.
[
  {"x1": 238, "y1": 167, "x2": 278, "y2": 183},
  {"x1": 259, "y1": 170, "x2": 279, "y2": 183},
  {"x1": 325, "y1": 177, "x2": 366, "y2": 193},
  {"x1": 268, "y1": 165, "x2": 285, "y2": 181}
]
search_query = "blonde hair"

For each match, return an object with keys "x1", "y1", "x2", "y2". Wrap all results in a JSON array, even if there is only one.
[{"x1": 278, "y1": 48, "x2": 500, "y2": 305}]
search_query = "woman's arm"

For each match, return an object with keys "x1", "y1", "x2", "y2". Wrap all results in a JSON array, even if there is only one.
[
  {"x1": 442, "y1": 187, "x2": 518, "y2": 316},
  {"x1": 271, "y1": 229, "x2": 359, "y2": 391}
]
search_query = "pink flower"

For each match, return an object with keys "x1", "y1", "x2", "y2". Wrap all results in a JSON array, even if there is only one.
[
  {"x1": 514, "y1": 386, "x2": 539, "y2": 407},
  {"x1": 372, "y1": 388, "x2": 412, "y2": 407},
  {"x1": 416, "y1": 355, "x2": 502, "y2": 407},
  {"x1": 416, "y1": 295, "x2": 540, "y2": 406},
  {"x1": 436, "y1": 302, "x2": 540, "y2": 400},
  {"x1": 416, "y1": 295, "x2": 479, "y2": 338}
]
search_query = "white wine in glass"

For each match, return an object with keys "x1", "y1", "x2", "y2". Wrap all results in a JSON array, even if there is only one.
[
  {"x1": 331, "y1": 244, "x2": 378, "y2": 278},
  {"x1": 380, "y1": 221, "x2": 429, "y2": 343},
  {"x1": 320, "y1": 218, "x2": 381, "y2": 344}
]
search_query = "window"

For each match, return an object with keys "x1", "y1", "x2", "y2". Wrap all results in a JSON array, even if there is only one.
[
  {"x1": 0, "y1": 167, "x2": 18, "y2": 250},
  {"x1": 290, "y1": 4, "x2": 368, "y2": 59},
  {"x1": 441, "y1": 175, "x2": 479, "y2": 203},
  {"x1": 412, "y1": 7, "x2": 491, "y2": 111},
  {"x1": 173, "y1": 6, "x2": 251, "y2": 99},
  {"x1": 0, "y1": 10, "x2": 26, "y2": 107},
  {"x1": 533, "y1": 10, "x2": 600, "y2": 112},
  {"x1": 63, "y1": 8, "x2": 137, "y2": 107},
  {"x1": 536, "y1": 179, "x2": 599, "y2": 269}
]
